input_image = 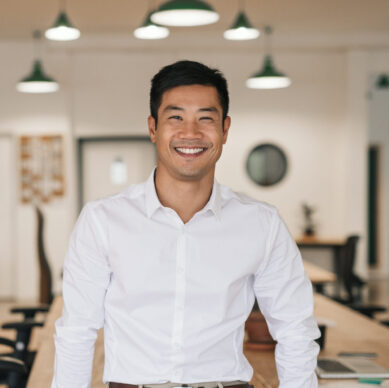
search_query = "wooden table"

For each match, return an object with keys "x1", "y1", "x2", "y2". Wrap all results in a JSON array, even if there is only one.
[
  {"x1": 304, "y1": 261, "x2": 336, "y2": 293},
  {"x1": 304, "y1": 261, "x2": 336, "y2": 285},
  {"x1": 27, "y1": 292, "x2": 389, "y2": 388},
  {"x1": 296, "y1": 237, "x2": 346, "y2": 248},
  {"x1": 246, "y1": 294, "x2": 389, "y2": 387},
  {"x1": 296, "y1": 237, "x2": 346, "y2": 294}
]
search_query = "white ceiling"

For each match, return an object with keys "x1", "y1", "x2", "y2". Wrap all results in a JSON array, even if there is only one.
[{"x1": 1, "y1": 0, "x2": 389, "y2": 45}]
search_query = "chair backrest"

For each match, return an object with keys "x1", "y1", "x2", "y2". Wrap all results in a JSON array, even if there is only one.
[
  {"x1": 340, "y1": 235, "x2": 363, "y2": 302},
  {"x1": 36, "y1": 206, "x2": 53, "y2": 305}
]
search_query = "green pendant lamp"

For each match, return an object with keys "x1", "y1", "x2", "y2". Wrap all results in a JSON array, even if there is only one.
[
  {"x1": 134, "y1": 10, "x2": 170, "y2": 39},
  {"x1": 376, "y1": 74, "x2": 389, "y2": 89},
  {"x1": 151, "y1": 0, "x2": 219, "y2": 27},
  {"x1": 45, "y1": 0, "x2": 80, "y2": 41},
  {"x1": 17, "y1": 31, "x2": 59, "y2": 94},
  {"x1": 224, "y1": 1, "x2": 259, "y2": 41},
  {"x1": 246, "y1": 26, "x2": 291, "y2": 89}
]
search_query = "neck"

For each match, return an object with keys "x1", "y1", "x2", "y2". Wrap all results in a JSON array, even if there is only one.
[{"x1": 154, "y1": 167, "x2": 214, "y2": 224}]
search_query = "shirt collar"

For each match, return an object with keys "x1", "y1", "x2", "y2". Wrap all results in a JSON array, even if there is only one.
[
  {"x1": 144, "y1": 169, "x2": 162, "y2": 219},
  {"x1": 144, "y1": 168, "x2": 222, "y2": 221}
]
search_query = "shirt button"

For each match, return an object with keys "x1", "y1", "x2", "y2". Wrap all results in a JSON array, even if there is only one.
[
  {"x1": 177, "y1": 267, "x2": 184, "y2": 274},
  {"x1": 173, "y1": 342, "x2": 181, "y2": 350}
]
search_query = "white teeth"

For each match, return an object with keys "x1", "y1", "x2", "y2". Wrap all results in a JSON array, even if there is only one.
[{"x1": 176, "y1": 147, "x2": 204, "y2": 154}]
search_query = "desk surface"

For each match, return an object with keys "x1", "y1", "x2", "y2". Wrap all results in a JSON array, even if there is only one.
[
  {"x1": 296, "y1": 237, "x2": 346, "y2": 248},
  {"x1": 246, "y1": 293, "x2": 389, "y2": 387},
  {"x1": 27, "y1": 295, "x2": 389, "y2": 388},
  {"x1": 303, "y1": 261, "x2": 336, "y2": 284}
]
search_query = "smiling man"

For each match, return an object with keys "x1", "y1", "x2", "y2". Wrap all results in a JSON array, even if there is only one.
[
  {"x1": 148, "y1": 82, "x2": 230, "y2": 223},
  {"x1": 52, "y1": 60, "x2": 320, "y2": 388}
]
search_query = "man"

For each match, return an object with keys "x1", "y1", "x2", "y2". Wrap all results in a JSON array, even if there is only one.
[{"x1": 52, "y1": 60, "x2": 320, "y2": 388}]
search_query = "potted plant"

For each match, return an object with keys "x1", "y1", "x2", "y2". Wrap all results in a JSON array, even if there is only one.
[
  {"x1": 302, "y1": 203, "x2": 316, "y2": 237},
  {"x1": 245, "y1": 300, "x2": 276, "y2": 350}
]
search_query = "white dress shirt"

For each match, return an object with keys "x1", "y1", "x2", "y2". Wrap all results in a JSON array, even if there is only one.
[{"x1": 52, "y1": 170, "x2": 320, "y2": 388}]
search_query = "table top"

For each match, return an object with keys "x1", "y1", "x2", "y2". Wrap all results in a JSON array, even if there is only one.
[
  {"x1": 296, "y1": 237, "x2": 346, "y2": 248},
  {"x1": 27, "y1": 294, "x2": 389, "y2": 388},
  {"x1": 246, "y1": 293, "x2": 389, "y2": 387},
  {"x1": 303, "y1": 261, "x2": 336, "y2": 284}
]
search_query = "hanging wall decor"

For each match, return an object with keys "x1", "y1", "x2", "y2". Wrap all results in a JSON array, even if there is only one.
[{"x1": 19, "y1": 135, "x2": 65, "y2": 203}]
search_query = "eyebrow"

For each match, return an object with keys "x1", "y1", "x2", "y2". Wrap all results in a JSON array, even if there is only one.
[
  {"x1": 162, "y1": 105, "x2": 219, "y2": 114},
  {"x1": 199, "y1": 107, "x2": 218, "y2": 113},
  {"x1": 163, "y1": 105, "x2": 184, "y2": 112}
]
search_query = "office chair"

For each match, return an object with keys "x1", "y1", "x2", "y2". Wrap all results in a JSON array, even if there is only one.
[
  {"x1": 0, "y1": 356, "x2": 27, "y2": 388},
  {"x1": 36, "y1": 206, "x2": 54, "y2": 306},
  {"x1": 0, "y1": 318, "x2": 44, "y2": 379},
  {"x1": 0, "y1": 207, "x2": 52, "y2": 386},
  {"x1": 9, "y1": 306, "x2": 49, "y2": 320},
  {"x1": 332, "y1": 235, "x2": 386, "y2": 318},
  {"x1": 5, "y1": 207, "x2": 53, "y2": 323}
]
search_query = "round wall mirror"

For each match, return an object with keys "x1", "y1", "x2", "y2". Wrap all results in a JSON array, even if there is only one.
[{"x1": 246, "y1": 143, "x2": 288, "y2": 186}]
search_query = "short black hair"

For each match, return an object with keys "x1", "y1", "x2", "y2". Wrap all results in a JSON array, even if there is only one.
[{"x1": 150, "y1": 60, "x2": 229, "y2": 123}]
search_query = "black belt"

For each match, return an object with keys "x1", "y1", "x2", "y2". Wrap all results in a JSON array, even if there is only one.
[{"x1": 109, "y1": 383, "x2": 253, "y2": 388}]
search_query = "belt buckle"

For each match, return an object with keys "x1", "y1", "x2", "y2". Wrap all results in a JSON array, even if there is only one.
[{"x1": 172, "y1": 386, "x2": 193, "y2": 388}]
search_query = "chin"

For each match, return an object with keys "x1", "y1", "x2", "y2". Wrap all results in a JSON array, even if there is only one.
[{"x1": 175, "y1": 168, "x2": 210, "y2": 181}]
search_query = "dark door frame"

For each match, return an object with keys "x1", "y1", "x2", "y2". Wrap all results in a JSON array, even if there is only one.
[{"x1": 368, "y1": 145, "x2": 380, "y2": 267}]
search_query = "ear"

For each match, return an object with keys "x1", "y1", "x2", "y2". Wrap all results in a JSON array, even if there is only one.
[
  {"x1": 148, "y1": 116, "x2": 157, "y2": 143},
  {"x1": 222, "y1": 116, "x2": 231, "y2": 144}
]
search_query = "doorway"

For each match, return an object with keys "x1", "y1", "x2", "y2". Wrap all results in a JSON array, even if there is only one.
[{"x1": 77, "y1": 136, "x2": 156, "y2": 209}]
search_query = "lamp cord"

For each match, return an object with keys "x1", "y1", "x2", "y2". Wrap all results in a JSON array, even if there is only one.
[
  {"x1": 33, "y1": 30, "x2": 42, "y2": 61},
  {"x1": 264, "y1": 25, "x2": 272, "y2": 56},
  {"x1": 60, "y1": 0, "x2": 66, "y2": 12}
]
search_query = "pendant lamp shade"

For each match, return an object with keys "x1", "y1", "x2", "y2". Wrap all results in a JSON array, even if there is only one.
[
  {"x1": 247, "y1": 26, "x2": 291, "y2": 90},
  {"x1": 45, "y1": 11, "x2": 80, "y2": 41},
  {"x1": 376, "y1": 74, "x2": 389, "y2": 89},
  {"x1": 151, "y1": 0, "x2": 219, "y2": 27},
  {"x1": 17, "y1": 60, "x2": 59, "y2": 93},
  {"x1": 246, "y1": 55, "x2": 291, "y2": 89},
  {"x1": 134, "y1": 11, "x2": 170, "y2": 39},
  {"x1": 224, "y1": 11, "x2": 260, "y2": 40}
]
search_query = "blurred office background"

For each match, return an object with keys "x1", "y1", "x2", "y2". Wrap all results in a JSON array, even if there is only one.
[{"x1": 0, "y1": 0, "x2": 388, "y2": 310}]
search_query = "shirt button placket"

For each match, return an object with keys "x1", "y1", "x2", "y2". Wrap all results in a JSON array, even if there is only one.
[{"x1": 171, "y1": 227, "x2": 186, "y2": 378}]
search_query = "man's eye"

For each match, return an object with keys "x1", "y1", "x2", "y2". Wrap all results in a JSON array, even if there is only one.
[
  {"x1": 200, "y1": 116, "x2": 213, "y2": 121},
  {"x1": 169, "y1": 115, "x2": 182, "y2": 120}
]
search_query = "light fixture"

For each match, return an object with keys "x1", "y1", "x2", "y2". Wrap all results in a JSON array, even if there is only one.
[
  {"x1": 224, "y1": 1, "x2": 259, "y2": 41},
  {"x1": 45, "y1": 0, "x2": 80, "y2": 41},
  {"x1": 110, "y1": 157, "x2": 127, "y2": 185},
  {"x1": 246, "y1": 26, "x2": 291, "y2": 89},
  {"x1": 17, "y1": 31, "x2": 59, "y2": 94},
  {"x1": 376, "y1": 74, "x2": 389, "y2": 89},
  {"x1": 151, "y1": 0, "x2": 219, "y2": 27},
  {"x1": 134, "y1": 10, "x2": 170, "y2": 39}
]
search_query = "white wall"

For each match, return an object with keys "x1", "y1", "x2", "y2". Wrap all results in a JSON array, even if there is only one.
[
  {"x1": 0, "y1": 42, "x2": 73, "y2": 301},
  {"x1": 0, "y1": 135, "x2": 16, "y2": 298},
  {"x1": 0, "y1": 36, "x2": 387, "y2": 300}
]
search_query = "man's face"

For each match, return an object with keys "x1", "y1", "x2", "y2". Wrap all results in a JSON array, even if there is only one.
[{"x1": 148, "y1": 84, "x2": 230, "y2": 182}]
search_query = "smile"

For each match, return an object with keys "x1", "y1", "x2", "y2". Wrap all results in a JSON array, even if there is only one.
[{"x1": 175, "y1": 147, "x2": 207, "y2": 155}]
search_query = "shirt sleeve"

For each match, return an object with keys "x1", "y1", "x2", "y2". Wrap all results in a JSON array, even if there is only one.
[
  {"x1": 253, "y1": 209, "x2": 320, "y2": 388},
  {"x1": 51, "y1": 203, "x2": 112, "y2": 388}
]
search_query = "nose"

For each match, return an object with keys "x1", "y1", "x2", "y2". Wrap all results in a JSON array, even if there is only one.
[{"x1": 179, "y1": 119, "x2": 201, "y2": 139}]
